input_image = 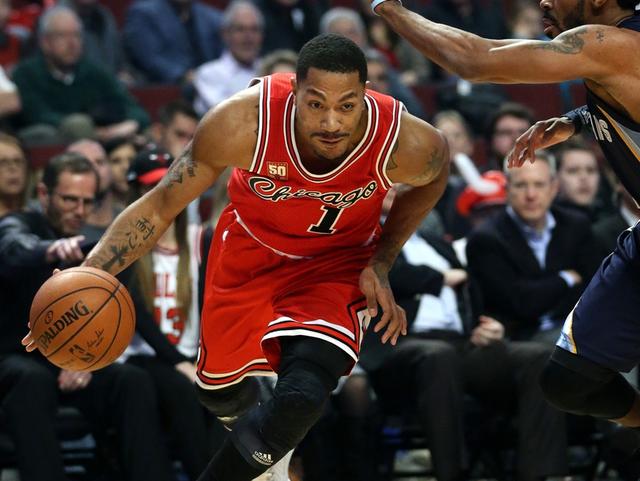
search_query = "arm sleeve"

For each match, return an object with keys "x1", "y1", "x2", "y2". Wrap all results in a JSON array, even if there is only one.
[{"x1": 563, "y1": 105, "x2": 589, "y2": 136}]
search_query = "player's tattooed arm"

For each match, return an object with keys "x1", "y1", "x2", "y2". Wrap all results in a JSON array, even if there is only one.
[
  {"x1": 164, "y1": 142, "x2": 195, "y2": 188},
  {"x1": 84, "y1": 216, "x2": 160, "y2": 274},
  {"x1": 529, "y1": 26, "x2": 588, "y2": 54},
  {"x1": 411, "y1": 142, "x2": 448, "y2": 186}
]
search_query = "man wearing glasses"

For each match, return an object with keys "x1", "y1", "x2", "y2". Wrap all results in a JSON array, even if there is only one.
[{"x1": 0, "y1": 153, "x2": 175, "y2": 481}]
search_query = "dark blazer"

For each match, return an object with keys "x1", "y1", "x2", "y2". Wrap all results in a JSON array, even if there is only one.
[
  {"x1": 124, "y1": 0, "x2": 223, "y2": 83},
  {"x1": 466, "y1": 207, "x2": 601, "y2": 339},
  {"x1": 593, "y1": 210, "x2": 629, "y2": 257}
]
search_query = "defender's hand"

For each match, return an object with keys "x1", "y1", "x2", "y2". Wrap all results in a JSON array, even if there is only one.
[
  {"x1": 359, "y1": 265, "x2": 407, "y2": 345},
  {"x1": 507, "y1": 117, "x2": 575, "y2": 168},
  {"x1": 371, "y1": 0, "x2": 402, "y2": 14}
]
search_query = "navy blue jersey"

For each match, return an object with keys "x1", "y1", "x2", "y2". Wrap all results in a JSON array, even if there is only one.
[{"x1": 571, "y1": 15, "x2": 640, "y2": 202}]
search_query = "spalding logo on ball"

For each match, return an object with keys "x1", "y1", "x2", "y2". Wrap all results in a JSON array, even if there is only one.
[{"x1": 29, "y1": 266, "x2": 136, "y2": 372}]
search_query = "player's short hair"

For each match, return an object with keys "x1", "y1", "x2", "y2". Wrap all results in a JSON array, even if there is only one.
[
  {"x1": 296, "y1": 34, "x2": 367, "y2": 85},
  {"x1": 42, "y1": 152, "x2": 99, "y2": 193},
  {"x1": 157, "y1": 100, "x2": 199, "y2": 127}
]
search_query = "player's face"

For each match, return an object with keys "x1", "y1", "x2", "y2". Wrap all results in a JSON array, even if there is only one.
[
  {"x1": 43, "y1": 171, "x2": 97, "y2": 236},
  {"x1": 0, "y1": 142, "x2": 27, "y2": 198},
  {"x1": 540, "y1": 0, "x2": 586, "y2": 38},
  {"x1": 558, "y1": 149, "x2": 599, "y2": 206},
  {"x1": 507, "y1": 160, "x2": 558, "y2": 228},
  {"x1": 293, "y1": 68, "x2": 367, "y2": 162}
]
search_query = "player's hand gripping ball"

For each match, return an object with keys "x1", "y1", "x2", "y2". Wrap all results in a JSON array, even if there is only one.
[{"x1": 29, "y1": 267, "x2": 136, "y2": 372}]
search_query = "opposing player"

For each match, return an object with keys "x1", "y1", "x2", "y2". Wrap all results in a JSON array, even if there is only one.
[
  {"x1": 370, "y1": 0, "x2": 640, "y2": 428},
  {"x1": 23, "y1": 34, "x2": 449, "y2": 481}
]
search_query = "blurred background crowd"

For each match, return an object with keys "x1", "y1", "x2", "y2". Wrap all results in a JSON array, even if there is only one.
[{"x1": 0, "y1": 0, "x2": 638, "y2": 481}]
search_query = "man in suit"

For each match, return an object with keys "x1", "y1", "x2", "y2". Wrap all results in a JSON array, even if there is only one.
[
  {"x1": 362, "y1": 211, "x2": 568, "y2": 481},
  {"x1": 123, "y1": 0, "x2": 223, "y2": 84},
  {"x1": 466, "y1": 151, "x2": 601, "y2": 343}
]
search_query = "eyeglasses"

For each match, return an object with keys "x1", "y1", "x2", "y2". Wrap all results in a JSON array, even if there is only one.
[
  {"x1": 0, "y1": 157, "x2": 26, "y2": 170},
  {"x1": 52, "y1": 191, "x2": 96, "y2": 211}
]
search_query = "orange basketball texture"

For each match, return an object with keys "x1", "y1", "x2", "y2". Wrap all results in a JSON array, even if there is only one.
[{"x1": 29, "y1": 267, "x2": 136, "y2": 372}]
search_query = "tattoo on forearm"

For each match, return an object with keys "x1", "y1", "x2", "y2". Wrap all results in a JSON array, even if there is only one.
[
  {"x1": 530, "y1": 26, "x2": 588, "y2": 54},
  {"x1": 164, "y1": 142, "x2": 194, "y2": 188},
  {"x1": 596, "y1": 29, "x2": 605, "y2": 43},
  {"x1": 85, "y1": 217, "x2": 159, "y2": 273}
]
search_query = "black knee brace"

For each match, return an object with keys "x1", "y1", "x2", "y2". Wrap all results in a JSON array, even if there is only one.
[
  {"x1": 231, "y1": 337, "x2": 351, "y2": 469},
  {"x1": 540, "y1": 347, "x2": 637, "y2": 419},
  {"x1": 196, "y1": 378, "x2": 260, "y2": 426}
]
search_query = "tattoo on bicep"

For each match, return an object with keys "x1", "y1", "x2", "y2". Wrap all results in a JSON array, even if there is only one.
[
  {"x1": 415, "y1": 143, "x2": 446, "y2": 184},
  {"x1": 164, "y1": 142, "x2": 194, "y2": 188},
  {"x1": 387, "y1": 140, "x2": 400, "y2": 171},
  {"x1": 530, "y1": 26, "x2": 588, "y2": 54},
  {"x1": 596, "y1": 29, "x2": 605, "y2": 43}
]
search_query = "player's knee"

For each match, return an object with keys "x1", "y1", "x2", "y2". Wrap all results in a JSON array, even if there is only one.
[
  {"x1": 273, "y1": 361, "x2": 330, "y2": 426},
  {"x1": 196, "y1": 377, "x2": 260, "y2": 419}
]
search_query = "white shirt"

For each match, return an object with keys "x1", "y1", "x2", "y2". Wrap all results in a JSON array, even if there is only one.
[
  {"x1": 0, "y1": 67, "x2": 16, "y2": 93},
  {"x1": 193, "y1": 51, "x2": 259, "y2": 115},
  {"x1": 402, "y1": 233, "x2": 464, "y2": 334}
]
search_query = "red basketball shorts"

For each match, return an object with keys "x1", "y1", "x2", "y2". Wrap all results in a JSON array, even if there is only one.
[{"x1": 196, "y1": 208, "x2": 374, "y2": 390}]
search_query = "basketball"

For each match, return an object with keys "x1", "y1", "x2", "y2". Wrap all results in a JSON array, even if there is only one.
[{"x1": 29, "y1": 267, "x2": 136, "y2": 372}]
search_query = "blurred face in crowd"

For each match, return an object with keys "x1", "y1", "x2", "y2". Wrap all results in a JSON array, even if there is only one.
[
  {"x1": 224, "y1": 5, "x2": 264, "y2": 66},
  {"x1": 492, "y1": 115, "x2": 531, "y2": 159},
  {"x1": 507, "y1": 158, "x2": 558, "y2": 230},
  {"x1": 435, "y1": 117, "x2": 474, "y2": 158},
  {"x1": 325, "y1": 18, "x2": 366, "y2": 49},
  {"x1": 40, "y1": 171, "x2": 97, "y2": 236},
  {"x1": 109, "y1": 142, "x2": 136, "y2": 196},
  {"x1": 512, "y1": 3, "x2": 544, "y2": 39},
  {"x1": 0, "y1": 0, "x2": 10, "y2": 29},
  {"x1": 155, "y1": 112, "x2": 198, "y2": 159},
  {"x1": 557, "y1": 148, "x2": 599, "y2": 206},
  {"x1": 40, "y1": 11, "x2": 83, "y2": 70},
  {"x1": 270, "y1": 61, "x2": 297, "y2": 74},
  {"x1": 293, "y1": 68, "x2": 367, "y2": 162},
  {"x1": 0, "y1": 141, "x2": 27, "y2": 198},
  {"x1": 68, "y1": 141, "x2": 111, "y2": 195},
  {"x1": 367, "y1": 60, "x2": 390, "y2": 94}
]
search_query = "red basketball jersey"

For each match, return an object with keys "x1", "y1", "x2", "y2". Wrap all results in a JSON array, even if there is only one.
[{"x1": 227, "y1": 73, "x2": 404, "y2": 258}]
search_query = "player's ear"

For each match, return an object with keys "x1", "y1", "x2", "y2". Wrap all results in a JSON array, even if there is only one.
[
  {"x1": 36, "y1": 182, "x2": 49, "y2": 208},
  {"x1": 365, "y1": 80, "x2": 371, "y2": 90},
  {"x1": 290, "y1": 77, "x2": 297, "y2": 95},
  {"x1": 590, "y1": 0, "x2": 607, "y2": 9}
]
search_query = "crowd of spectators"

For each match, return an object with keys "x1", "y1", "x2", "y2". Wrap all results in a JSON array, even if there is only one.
[{"x1": 0, "y1": 0, "x2": 636, "y2": 480}]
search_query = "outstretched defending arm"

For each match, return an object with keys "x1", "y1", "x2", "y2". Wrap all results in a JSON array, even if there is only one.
[{"x1": 372, "y1": 0, "x2": 624, "y2": 84}]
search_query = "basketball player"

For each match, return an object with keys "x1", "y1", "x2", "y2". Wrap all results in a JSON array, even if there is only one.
[
  {"x1": 369, "y1": 0, "x2": 640, "y2": 428},
  {"x1": 23, "y1": 34, "x2": 449, "y2": 481}
]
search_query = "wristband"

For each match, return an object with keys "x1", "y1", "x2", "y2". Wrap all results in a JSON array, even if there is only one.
[
  {"x1": 371, "y1": 0, "x2": 402, "y2": 15},
  {"x1": 562, "y1": 105, "x2": 588, "y2": 136}
]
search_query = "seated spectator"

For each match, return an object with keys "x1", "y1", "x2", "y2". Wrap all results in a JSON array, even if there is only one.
[
  {"x1": 12, "y1": 6, "x2": 149, "y2": 146},
  {"x1": 67, "y1": 139, "x2": 120, "y2": 241},
  {"x1": 509, "y1": 0, "x2": 545, "y2": 39},
  {"x1": 254, "y1": 0, "x2": 322, "y2": 54},
  {"x1": 466, "y1": 151, "x2": 601, "y2": 343},
  {"x1": 553, "y1": 137, "x2": 602, "y2": 221},
  {"x1": 0, "y1": 152, "x2": 175, "y2": 481},
  {"x1": 453, "y1": 170, "x2": 507, "y2": 265},
  {"x1": 104, "y1": 136, "x2": 140, "y2": 209},
  {"x1": 361, "y1": 188, "x2": 568, "y2": 481},
  {"x1": 485, "y1": 102, "x2": 534, "y2": 171},
  {"x1": 0, "y1": 65, "x2": 20, "y2": 126},
  {"x1": 194, "y1": 0, "x2": 264, "y2": 115},
  {"x1": 320, "y1": 7, "x2": 426, "y2": 119},
  {"x1": 121, "y1": 147, "x2": 213, "y2": 480},
  {"x1": 124, "y1": 0, "x2": 223, "y2": 85},
  {"x1": 0, "y1": 133, "x2": 29, "y2": 217},
  {"x1": 257, "y1": 49, "x2": 297, "y2": 76},
  {"x1": 0, "y1": 0, "x2": 26, "y2": 72},
  {"x1": 59, "y1": 0, "x2": 135, "y2": 84}
]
